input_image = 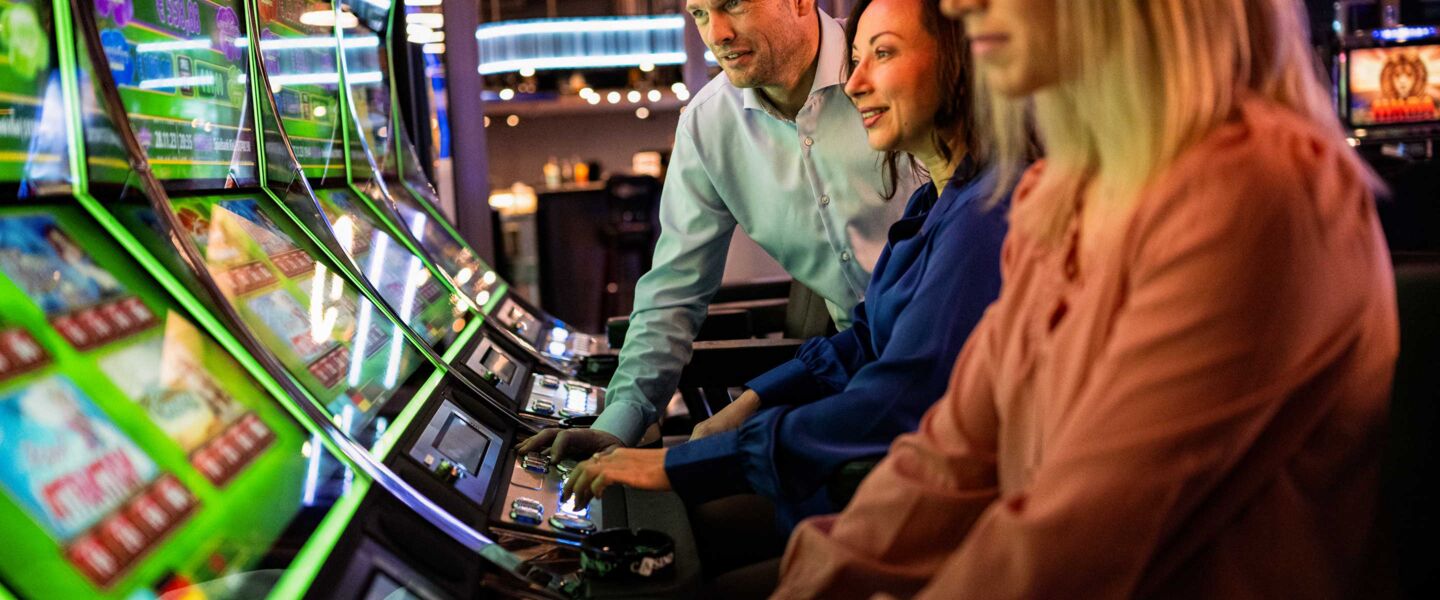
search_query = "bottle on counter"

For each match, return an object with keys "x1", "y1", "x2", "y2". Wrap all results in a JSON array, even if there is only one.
[{"x1": 543, "y1": 156, "x2": 561, "y2": 189}]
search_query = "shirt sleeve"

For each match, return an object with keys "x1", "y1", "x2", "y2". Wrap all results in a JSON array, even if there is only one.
[
  {"x1": 666, "y1": 196, "x2": 1007, "y2": 508},
  {"x1": 774, "y1": 139, "x2": 1396, "y2": 599},
  {"x1": 592, "y1": 122, "x2": 738, "y2": 446}
]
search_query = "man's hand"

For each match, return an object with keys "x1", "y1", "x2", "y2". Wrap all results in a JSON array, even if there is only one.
[
  {"x1": 515, "y1": 427, "x2": 624, "y2": 461},
  {"x1": 561, "y1": 447, "x2": 671, "y2": 507},
  {"x1": 690, "y1": 389, "x2": 763, "y2": 441}
]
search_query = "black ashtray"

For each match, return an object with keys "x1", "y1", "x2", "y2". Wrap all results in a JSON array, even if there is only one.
[{"x1": 579, "y1": 528, "x2": 676, "y2": 580}]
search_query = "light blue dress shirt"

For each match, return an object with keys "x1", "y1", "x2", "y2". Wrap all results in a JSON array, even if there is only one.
[{"x1": 593, "y1": 11, "x2": 917, "y2": 445}]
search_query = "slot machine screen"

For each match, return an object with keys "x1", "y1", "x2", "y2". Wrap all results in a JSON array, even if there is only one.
[
  {"x1": 94, "y1": 0, "x2": 258, "y2": 188},
  {"x1": 138, "y1": 194, "x2": 432, "y2": 448},
  {"x1": 0, "y1": 209, "x2": 335, "y2": 599},
  {"x1": 257, "y1": 0, "x2": 353, "y2": 185},
  {"x1": 435, "y1": 414, "x2": 490, "y2": 474},
  {"x1": 1346, "y1": 44, "x2": 1440, "y2": 127},
  {"x1": 0, "y1": 0, "x2": 69, "y2": 188}
]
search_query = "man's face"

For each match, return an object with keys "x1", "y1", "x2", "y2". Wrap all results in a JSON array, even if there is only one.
[{"x1": 686, "y1": 0, "x2": 806, "y2": 89}]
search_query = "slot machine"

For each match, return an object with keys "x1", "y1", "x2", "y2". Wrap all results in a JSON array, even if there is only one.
[
  {"x1": 250, "y1": 0, "x2": 604, "y2": 427},
  {"x1": 0, "y1": 0, "x2": 552, "y2": 597},
  {"x1": 334, "y1": 1, "x2": 614, "y2": 379},
  {"x1": 1336, "y1": 1, "x2": 1440, "y2": 154},
  {"x1": 66, "y1": 0, "x2": 700, "y2": 595}
]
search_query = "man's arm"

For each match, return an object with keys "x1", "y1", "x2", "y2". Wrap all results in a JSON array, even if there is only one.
[{"x1": 590, "y1": 124, "x2": 738, "y2": 446}]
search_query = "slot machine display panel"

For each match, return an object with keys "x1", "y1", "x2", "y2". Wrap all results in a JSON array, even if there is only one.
[
  {"x1": 0, "y1": 188, "x2": 346, "y2": 600},
  {"x1": 1344, "y1": 43, "x2": 1440, "y2": 131}
]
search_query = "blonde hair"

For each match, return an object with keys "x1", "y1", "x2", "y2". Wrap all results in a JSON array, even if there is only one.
[{"x1": 990, "y1": 0, "x2": 1377, "y2": 243}]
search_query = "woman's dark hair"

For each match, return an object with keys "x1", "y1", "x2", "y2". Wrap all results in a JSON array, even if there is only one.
[{"x1": 845, "y1": 0, "x2": 981, "y2": 198}]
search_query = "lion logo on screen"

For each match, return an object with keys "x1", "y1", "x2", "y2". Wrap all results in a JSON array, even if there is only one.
[{"x1": 1381, "y1": 52, "x2": 1430, "y2": 100}]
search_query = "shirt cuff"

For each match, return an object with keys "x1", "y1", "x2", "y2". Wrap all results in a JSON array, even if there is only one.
[
  {"x1": 590, "y1": 401, "x2": 650, "y2": 447},
  {"x1": 663, "y1": 430, "x2": 754, "y2": 505}
]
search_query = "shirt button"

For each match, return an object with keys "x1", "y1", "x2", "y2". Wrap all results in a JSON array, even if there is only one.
[
  {"x1": 819, "y1": 195, "x2": 830, "y2": 206},
  {"x1": 804, "y1": 136, "x2": 814, "y2": 147},
  {"x1": 840, "y1": 251, "x2": 852, "y2": 263}
]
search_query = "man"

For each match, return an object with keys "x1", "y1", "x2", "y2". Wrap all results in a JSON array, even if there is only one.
[{"x1": 518, "y1": 0, "x2": 915, "y2": 459}]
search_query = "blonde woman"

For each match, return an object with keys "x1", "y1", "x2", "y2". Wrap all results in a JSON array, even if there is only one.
[{"x1": 772, "y1": 0, "x2": 1399, "y2": 598}]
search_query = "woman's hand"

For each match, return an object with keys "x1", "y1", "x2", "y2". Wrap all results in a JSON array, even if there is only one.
[
  {"x1": 690, "y1": 389, "x2": 763, "y2": 441},
  {"x1": 561, "y1": 447, "x2": 671, "y2": 507}
]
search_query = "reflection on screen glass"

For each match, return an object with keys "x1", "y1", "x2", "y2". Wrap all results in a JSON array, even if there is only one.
[
  {"x1": 315, "y1": 189, "x2": 464, "y2": 347},
  {"x1": 162, "y1": 196, "x2": 428, "y2": 447},
  {"x1": 389, "y1": 195, "x2": 502, "y2": 308}
]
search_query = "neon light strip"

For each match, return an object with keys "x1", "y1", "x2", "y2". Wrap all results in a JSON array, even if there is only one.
[
  {"x1": 476, "y1": 15, "x2": 685, "y2": 41},
  {"x1": 1372, "y1": 26, "x2": 1439, "y2": 42},
  {"x1": 138, "y1": 75, "x2": 216, "y2": 89},
  {"x1": 255, "y1": 71, "x2": 383, "y2": 86},
  {"x1": 235, "y1": 36, "x2": 380, "y2": 50},
  {"x1": 479, "y1": 52, "x2": 688, "y2": 75},
  {"x1": 135, "y1": 39, "x2": 214, "y2": 53}
]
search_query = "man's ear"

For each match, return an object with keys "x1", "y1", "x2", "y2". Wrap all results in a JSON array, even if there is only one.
[{"x1": 792, "y1": 0, "x2": 817, "y2": 18}]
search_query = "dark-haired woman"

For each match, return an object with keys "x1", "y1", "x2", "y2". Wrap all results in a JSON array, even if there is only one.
[{"x1": 562, "y1": 0, "x2": 1015, "y2": 587}]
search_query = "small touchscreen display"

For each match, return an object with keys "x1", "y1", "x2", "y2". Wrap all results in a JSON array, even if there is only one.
[
  {"x1": 435, "y1": 414, "x2": 488, "y2": 474},
  {"x1": 479, "y1": 347, "x2": 516, "y2": 385}
]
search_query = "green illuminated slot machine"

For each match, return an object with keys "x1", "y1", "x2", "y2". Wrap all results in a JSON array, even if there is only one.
[
  {"x1": 247, "y1": 0, "x2": 605, "y2": 427},
  {"x1": 0, "y1": 0, "x2": 521, "y2": 597},
  {"x1": 5, "y1": 0, "x2": 609, "y2": 597},
  {"x1": 326, "y1": 0, "x2": 613, "y2": 420},
  {"x1": 239, "y1": 2, "x2": 703, "y2": 570},
  {"x1": 334, "y1": 0, "x2": 613, "y2": 377},
  {"x1": 63, "y1": 0, "x2": 700, "y2": 594}
]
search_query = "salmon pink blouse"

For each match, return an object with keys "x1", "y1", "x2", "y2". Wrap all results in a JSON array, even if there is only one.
[{"x1": 772, "y1": 99, "x2": 1399, "y2": 599}]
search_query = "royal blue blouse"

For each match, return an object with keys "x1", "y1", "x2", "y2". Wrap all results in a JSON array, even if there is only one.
[{"x1": 664, "y1": 167, "x2": 1011, "y2": 531}]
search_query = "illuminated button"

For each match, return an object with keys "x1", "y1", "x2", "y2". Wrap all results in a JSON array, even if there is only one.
[
  {"x1": 510, "y1": 506, "x2": 544, "y2": 526},
  {"x1": 551, "y1": 327, "x2": 570, "y2": 342},
  {"x1": 540, "y1": 376, "x2": 562, "y2": 390},
  {"x1": 556, "y1": 459, "x2": 578, "y2": 476},
  {"x1": 549, "y1": 514, "x2": 596, "y2": 534},
  {"x1": 530, "y1": 401, "x2": 554, "y2": 415},
  {"x1": 522, "y1": 453, "x2": 550, "y2": 474},
  {"x1": 512, "y1": 497, "x2": 545, "y2": 513},
  {"x1": 433, "y1": 459, "x2": 461, "y2": 484},
  {"x1": 559, "y1": 495, "x2": 588, "y2": 516},
  {"x1": 561, "y1": 389, "x2": 589, "y2": 417}
]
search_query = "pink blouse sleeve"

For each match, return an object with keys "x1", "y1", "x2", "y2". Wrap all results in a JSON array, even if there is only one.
[{"x1": 907, "y1": 136, "x2": 1394, "y2": 598}]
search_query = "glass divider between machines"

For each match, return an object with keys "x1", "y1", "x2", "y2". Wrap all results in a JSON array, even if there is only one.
[{"x1": 55, "y1": 0, "x2": 573, "y2": 596}]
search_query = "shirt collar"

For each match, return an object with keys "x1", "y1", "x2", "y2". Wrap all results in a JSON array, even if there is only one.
[{"x1": 742, "y1": 10, "x2": 848, "y2": 116}]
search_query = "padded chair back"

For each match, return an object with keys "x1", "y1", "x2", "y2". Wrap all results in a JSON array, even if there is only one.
[
  {"x1": 785, "y1": 281, "x2": 837, "y2": 339},
  {"x1": 1382, "y1": 254, "x2": 1440, "y2": 599}
]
